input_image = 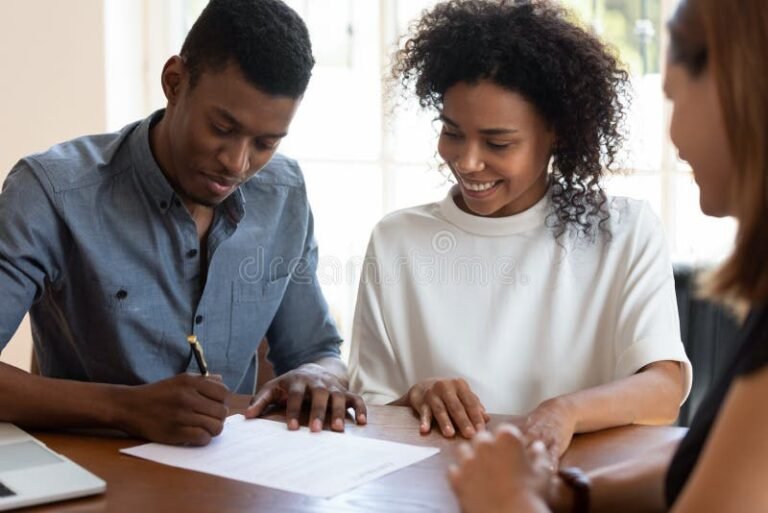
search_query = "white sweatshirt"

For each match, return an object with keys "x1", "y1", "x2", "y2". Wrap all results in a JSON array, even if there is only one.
[{"x1": 349, "y1": 187, "x2": 692, "y2": 414}]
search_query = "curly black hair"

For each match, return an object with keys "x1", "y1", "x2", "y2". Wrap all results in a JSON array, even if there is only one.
[
  {"x1": 393, "y1": 0, "x2": 630, "y2": 238},
  {"x1": 181, "y1": 0, "x2": 314, "y2": 98}
]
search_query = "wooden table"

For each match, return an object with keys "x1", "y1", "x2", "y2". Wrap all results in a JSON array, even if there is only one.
[{"x1": 24, "y1": 396, "x2": 686, "y2": 513}]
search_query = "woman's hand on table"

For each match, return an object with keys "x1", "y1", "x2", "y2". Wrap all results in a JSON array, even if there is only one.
[{"x1": 404, "y1": 377, "x2": 490, "y2": 438}]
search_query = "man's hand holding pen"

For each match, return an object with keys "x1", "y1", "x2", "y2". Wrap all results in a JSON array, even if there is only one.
[
  {"x1": 113, "y1": 373, "x2": 229, "y2": 446},
  {"x1": 107, "y1": 335, "x2": 228, "y2": 446}
]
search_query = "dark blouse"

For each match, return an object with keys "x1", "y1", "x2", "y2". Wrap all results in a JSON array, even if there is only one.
[{"x1": 665, "y1": 304, "x2": 768, "y2": 506}]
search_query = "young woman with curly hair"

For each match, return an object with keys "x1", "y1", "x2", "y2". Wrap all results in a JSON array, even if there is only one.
[
  {"x1": 448, "y1": 0, "x2": 768, "y2": 511},
  {"x1": 349, "y1": 0, "x2": 691, "y2": 461}
]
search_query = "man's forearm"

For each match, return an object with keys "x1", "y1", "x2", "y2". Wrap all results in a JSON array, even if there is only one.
[{"x1": 0, "y1": 361, "x2": 126, "y2": 429}]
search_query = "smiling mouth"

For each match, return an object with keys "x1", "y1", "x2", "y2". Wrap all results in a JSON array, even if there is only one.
[{"x1": 459, "y1": 178, "x2": 503, "y2": 192}]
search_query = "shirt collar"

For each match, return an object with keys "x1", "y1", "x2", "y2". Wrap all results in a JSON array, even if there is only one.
[
  {"x1": 439, "y1": 184, "x2": 550, "y2": 236},
  {"x1": 128, "y1": 109, "x2": 246, "y2": 223},
  {"x1": 224, "y1": 188, "x2": 246, "y2": 223}
]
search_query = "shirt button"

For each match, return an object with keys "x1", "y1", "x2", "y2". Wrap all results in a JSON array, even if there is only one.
[
  {"x1": 160, "y1": 201, "x2": 168, "y2": 209},
  {"x1": 195, "y1": 315, "x2": 203, "y2": 325},
  {"x1": 187, "y1": 249, "x2": 198, "y2": 258},
  {"x1": 173, "y1": 199, "x2": 182, "y2": 208},
  {"x1": 116, "y1": 289, "x2": 128, "y2": 299}
]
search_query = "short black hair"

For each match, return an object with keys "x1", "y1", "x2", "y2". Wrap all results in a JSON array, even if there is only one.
[
  {"x1": 181, "y1": 0, "x2": 315, "y2": 97},
  {"x1": 394, "y1": 0, "x2": 630, "y2": 238}
]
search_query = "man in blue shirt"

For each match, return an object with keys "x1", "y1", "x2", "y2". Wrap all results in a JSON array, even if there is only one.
[{"x1": 0, "y1": 0, "x2": 366, "y2": 445}]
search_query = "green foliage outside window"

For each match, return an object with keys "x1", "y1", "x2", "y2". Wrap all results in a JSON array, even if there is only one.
[{"x1": 565, "y1": 0, "x2": 661, "y2": 76}]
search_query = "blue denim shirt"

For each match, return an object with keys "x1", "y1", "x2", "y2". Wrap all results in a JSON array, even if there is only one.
[{"x1": 0, "y1": 111, "x2": 341, "y2": 393}]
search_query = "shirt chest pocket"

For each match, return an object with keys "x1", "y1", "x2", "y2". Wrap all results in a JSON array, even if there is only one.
[
  {"x1": 103, "y1": 279, "x2": 170, "y2": 331},
  {"x1": 81, "y1": 276, "x2": 173, "y2": 381}
]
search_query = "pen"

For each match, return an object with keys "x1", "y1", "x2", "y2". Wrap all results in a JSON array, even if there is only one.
[{"x1": 187, "y1": 335, "x2": 209, "y2": 376}]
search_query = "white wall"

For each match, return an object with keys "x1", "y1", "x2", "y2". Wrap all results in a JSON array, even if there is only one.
[
  {"x1": 0, "y1": 0, "x2": 108, "y2": 370},
  {"x1": 103, "y1": 0, "x2": 183, "y2": 131}
]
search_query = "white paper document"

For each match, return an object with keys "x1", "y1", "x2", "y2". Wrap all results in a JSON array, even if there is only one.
[{"x1": 120, "y1": 415, "x2": 439, "y2": 497}]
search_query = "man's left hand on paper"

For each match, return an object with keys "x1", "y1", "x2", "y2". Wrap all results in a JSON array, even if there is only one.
[{"x1": 244, "y1": 358, "x2": 367, "y2": 432}]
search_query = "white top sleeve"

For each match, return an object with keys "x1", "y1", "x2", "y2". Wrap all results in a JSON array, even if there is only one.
[
  {"x1": 348, "y1": 235, "x2": 407, "y2": 405},
  {"x1": 613, "y1": 202, "x2": 693, "y2": 402}
]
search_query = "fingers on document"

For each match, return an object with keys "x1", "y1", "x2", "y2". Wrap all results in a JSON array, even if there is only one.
[
  {"x1": 244, "y1": 386, "x2": 278, "y2": 419},
  {"x1": 308, "y1": 387, "x2": 331, "y2": 432},
  {"x1": 285, "y1": 382, "x2": 308, "y2": 430},
  {"x1": 327, "y1": 391, "x2": 346, "y2": 432},
  {"x1": 347, "y1": 393, "x2": 367, "y2": 425},
  {"x1": 245, "y1": 382, "x2": 367, "y2": 432},
  {"x1": 314, "y1": 391, "x2": 368, "y2": 432},
  {"x1": 301, "y1": 388, "x2": 367, "y2": 432}
]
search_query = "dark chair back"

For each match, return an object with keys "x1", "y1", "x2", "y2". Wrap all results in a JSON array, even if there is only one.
[{"x1": 673, "y1": 264, "x2": 741, "y2": 426}]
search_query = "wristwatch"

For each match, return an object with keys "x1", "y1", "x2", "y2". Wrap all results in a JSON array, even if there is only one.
[{"x1": 558, "y1": 466, "x2": 591, "y2": 513}]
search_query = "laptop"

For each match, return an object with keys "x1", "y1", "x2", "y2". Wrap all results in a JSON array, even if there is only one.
[{"x1": 0, "y1": 423, "x2": 106, "y2": 511}]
